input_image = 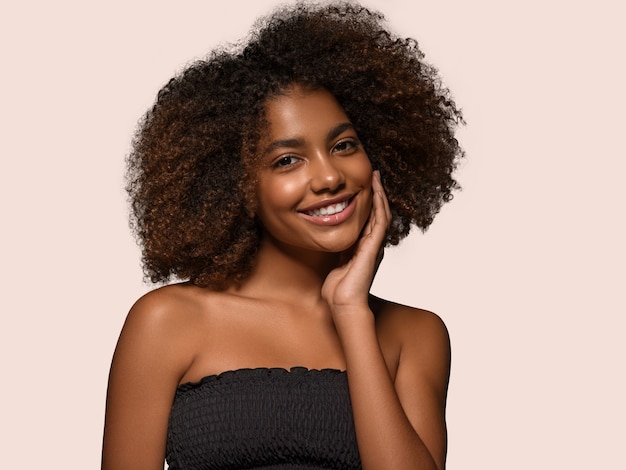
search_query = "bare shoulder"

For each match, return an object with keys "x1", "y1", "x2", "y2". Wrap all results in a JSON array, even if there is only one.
[
  {"x1": 370, "y1": 295, "x2": 451, "y2": 386},
  {"x1": 103, "y1": 284, "x2": 215, "y2": 469},
  {"x1": 124, "y1": 283, "x2": 206, "y2": 332},
  {"x1": 371, "y1": 294, "x2": 450, "y2": 351},
  {"x1": 114, "y1": 283, "x2": 214, "y2": 379}
]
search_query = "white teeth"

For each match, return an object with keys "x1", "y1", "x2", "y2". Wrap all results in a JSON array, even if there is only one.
[{"x1": 306, "y1": 200, "x2": 349, "y2": 217}]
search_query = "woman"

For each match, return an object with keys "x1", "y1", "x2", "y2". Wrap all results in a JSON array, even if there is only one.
[{"x1": 102, "y1": 3, "x2": 463, "y2": 469}]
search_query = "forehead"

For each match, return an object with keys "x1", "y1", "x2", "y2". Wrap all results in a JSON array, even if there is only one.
[{"x1": 263, "y1": 87, "x2": 350, "y2": 139}]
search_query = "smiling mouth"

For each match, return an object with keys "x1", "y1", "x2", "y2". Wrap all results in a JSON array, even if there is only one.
[{"x1": 304, "y1": 199, "x2": 350, "y2": 217}]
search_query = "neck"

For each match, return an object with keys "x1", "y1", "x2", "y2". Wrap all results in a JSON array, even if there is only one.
[{"x1": 231, "y1": 235, "x2": 347, "y2": 305}]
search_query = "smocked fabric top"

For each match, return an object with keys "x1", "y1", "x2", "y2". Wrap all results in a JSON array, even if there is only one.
[{"x1": 166, "y1": 367, "x2": 362, "y2": 469}]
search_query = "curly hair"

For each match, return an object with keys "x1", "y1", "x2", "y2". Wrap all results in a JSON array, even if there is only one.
[{"x1": 127, "y1": 1, "x2": 464, "y2": 289}]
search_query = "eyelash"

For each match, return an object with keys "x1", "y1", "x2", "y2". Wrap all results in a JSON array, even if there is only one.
[
  {"x1": 333, "y1": 138, "x2": 360, "y2": 153},
  {"x1": 272, "y1": 155, "x2": 300, "y2": 168},
  {"x1": 270, "y1": 138, "x2": 361, "y2": 169}
]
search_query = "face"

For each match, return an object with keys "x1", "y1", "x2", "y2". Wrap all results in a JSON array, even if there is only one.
[{"x1": 255, "y1": 85, "x2": 373, "y2": 254}]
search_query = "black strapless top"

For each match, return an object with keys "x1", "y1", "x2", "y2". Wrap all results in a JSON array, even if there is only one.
[{"x1": 166, "y1": 367, "x2": 362, "y2": 469}]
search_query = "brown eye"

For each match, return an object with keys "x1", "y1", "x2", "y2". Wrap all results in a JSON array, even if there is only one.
[
  {"x1": 333, "y1": 139, "x2": 359, "y2": 153},
  {"x1": 273, "y1": 155, "x2": 300, "y2": 168}
]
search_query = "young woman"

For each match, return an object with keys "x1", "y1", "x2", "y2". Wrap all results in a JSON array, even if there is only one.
[{"x1": 102, "y1": 3, "x2": 463, "y2": 469}]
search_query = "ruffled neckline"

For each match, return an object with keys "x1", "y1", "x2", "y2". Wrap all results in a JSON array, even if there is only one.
[{"x1": 177, "y1": 367, "x2": 346, "y2": 392}]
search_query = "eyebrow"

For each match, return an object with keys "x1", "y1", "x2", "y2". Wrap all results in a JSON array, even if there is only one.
[
  {"x1": 262, "y1": 122, "x2": 355, "y2": 155},
  {"x1": 327, "y1": 122, "x2": 355, "y2": 141}
]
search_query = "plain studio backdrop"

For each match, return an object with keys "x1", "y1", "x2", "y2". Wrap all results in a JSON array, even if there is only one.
[{"x1": 1, "y1": 0, "x2": 624, "y2": 468}]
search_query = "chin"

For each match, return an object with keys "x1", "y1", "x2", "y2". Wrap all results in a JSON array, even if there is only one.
[{"x1": 314, "y1": 235, "x2": 360, "y2": 254}]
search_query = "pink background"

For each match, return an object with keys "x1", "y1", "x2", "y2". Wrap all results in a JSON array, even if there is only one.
[{"x1": 2, "y1": 0, "x2": 624, "y2": 468}]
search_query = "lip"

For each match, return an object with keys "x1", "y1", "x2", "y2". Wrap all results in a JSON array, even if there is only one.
[
  {"x1": 297, "y1": 194, "x2": 358, "y2": 226},
  {"x1": 298, "y1": 193, "x2": 355, "y2": 213}
]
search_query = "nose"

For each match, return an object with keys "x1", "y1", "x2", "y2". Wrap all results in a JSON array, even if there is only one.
[{"x1": 309, "y1": 153, "x2": 344, "y2": 193}]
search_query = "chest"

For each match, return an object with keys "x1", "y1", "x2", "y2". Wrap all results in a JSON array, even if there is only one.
[{"x1": 166, "y1": 367, "x2": 362, "y2": 469}]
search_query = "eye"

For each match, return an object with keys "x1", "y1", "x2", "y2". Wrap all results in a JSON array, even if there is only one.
[
  {"x1": 332, "y1": 138, "x2": 360, "y2": 154},
  {"x1": 272, "y1": 155, "x2": 300, "y2": 168}
]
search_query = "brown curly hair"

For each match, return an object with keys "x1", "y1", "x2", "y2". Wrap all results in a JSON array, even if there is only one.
[{"x1": 127, "y1": 1, "x2": 464, "y2": 289}]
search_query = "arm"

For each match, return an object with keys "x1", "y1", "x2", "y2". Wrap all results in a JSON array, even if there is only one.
[
  {"x1": 336, "y1": 305, "x2": 450, "y2": 470},
  {"x1": 322, "y1": 171, "x2": 451, "y2": 469},
  {"x1": 101, "y1": 290, "x2": 192, "y2": 470}
]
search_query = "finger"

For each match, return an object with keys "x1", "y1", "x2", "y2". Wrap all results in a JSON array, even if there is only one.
[
  {"x1": 371, "y1": 171, "x2": 391, "y2": 231},
  {"x1": 373, "y1": 170, "x2": 392, "y2": 224},
  {"x1": 352, "y1": 171, "x2": 388, "y2": 257}
]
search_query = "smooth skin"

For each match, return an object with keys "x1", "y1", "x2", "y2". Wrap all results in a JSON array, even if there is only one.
[{"x1": 102, "y1": 86, "x2": 450, "y2": 470}]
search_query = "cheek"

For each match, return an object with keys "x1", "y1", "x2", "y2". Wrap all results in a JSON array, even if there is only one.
[
  {"x1": 354, "y1": 154, "x2": 373, "y2": 188},
  {"x1": 255, "y1": 175, "x2": 307, "y2": 226},
  {"x1": 259, "y1": 179, "x2": 301, "y2": 210},
  {"x1": 279, "y1": 179, "x2": 305, "y2": 203}
]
